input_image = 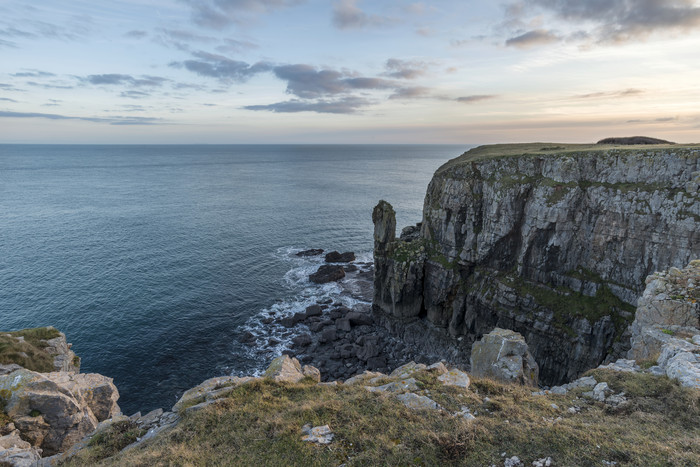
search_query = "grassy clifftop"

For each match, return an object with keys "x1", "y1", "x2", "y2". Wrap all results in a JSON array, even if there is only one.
[
  {"x1": 435, "y1": 142, "x2": 700, "y2": 175},
  {"x1": 66, "y1": 366, "x2": 699, "y2": 466}
]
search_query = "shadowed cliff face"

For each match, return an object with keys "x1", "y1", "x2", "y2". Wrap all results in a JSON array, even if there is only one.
[{"x1": 373, "y1": 144, "x2": 700, "y2": 385}]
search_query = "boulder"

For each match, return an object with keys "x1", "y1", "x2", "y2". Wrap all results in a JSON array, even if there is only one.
[
  {"x1": 437, "y1": 369, "x2": 470, "y2": 389},
  {"x1": 296, "y1": 249, "x2": 324, "y2": 257},
  {"x1": 304, "y1": 305, "x2": 323, "y2": 317},
  {"x1": 324, "y1": 251, "x2": 356, "y2": 263},
  {"x1": 264, "y1": 355, "x2": 319, "y2": 383},
  {"x1": 396, "y1": 393, "x2": 441, "y2": 411},
  {"x1": 309, "y1": 265, "x2": 346, "y2": 284},
  {"x1": 470, "y1": 328, "x2": 539, "y2": 386},
  {"x1": 0, "y1": 369, "x2": 120, "y2": 456}
]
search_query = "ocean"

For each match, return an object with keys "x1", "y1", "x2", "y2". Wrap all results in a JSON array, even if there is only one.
[{"x1": 0, "y1": 144, "x2": 469, "y2": 414}]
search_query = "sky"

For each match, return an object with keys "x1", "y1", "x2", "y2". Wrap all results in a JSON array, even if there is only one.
[{"x1": 1, "y1": 0, "x2": 700, "y2": 144}]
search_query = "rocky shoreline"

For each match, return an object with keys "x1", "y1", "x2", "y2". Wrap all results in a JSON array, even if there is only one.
[{"x1": 242, "y1": 248, "x2": 444, "y2": 382}]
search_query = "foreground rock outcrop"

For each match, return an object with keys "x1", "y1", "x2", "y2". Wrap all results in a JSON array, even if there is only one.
[
  {"x1": 373, "y1": 143, "x2": 700, "y2": 385},
  {"x1": 470, "y1": 328, "x2": 538, "y2": 386},
  {"x1": 0, "y1": 329, "x2": 121, "y2": 461},
  {"x1": 627, "y1": 260, "x2": 700, "y2": 388}
]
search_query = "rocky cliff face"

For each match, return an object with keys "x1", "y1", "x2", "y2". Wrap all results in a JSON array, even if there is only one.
[{"x1": 373, "y1": 143, "x2": 700, "y2": 385}]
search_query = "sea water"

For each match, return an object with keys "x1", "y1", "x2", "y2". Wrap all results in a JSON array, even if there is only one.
[{"x1": 0, "y1": 144, "x2": 469, "y2": 413}]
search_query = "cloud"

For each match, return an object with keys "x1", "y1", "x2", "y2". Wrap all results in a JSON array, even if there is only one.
[
  {"x1": 332, "y1": 0, "x2": 394, "y2": 29},
  {"x1": 182, "y1": 0, "x2": 305, "y2": 29},
  {"x1": 215, "y1": 38, "x2": 259, "y2": 53},
  {"x1": 272, "y1": 64, "x2": 396, "y2": 98},
  {"x1": 575, "y1": 88, "x2": 644, "y2": 99},
  {"x1": 0, "y1": 97, "x2": 18, "y2": 103},
  {"x1": 11, "y1": 70, "x2": 56, "y2": 78},
  {"x1": 507, "y1": 0, "x2": 700, "y2": 44},
  {"x1": 456, "y1": 95, "x2": 497, "y2": 103},
  {"x1": 124, "y1": 30, "x2": 148, "y2": 39},
  {"x1": 26, "y1": 81, "x2": 75, "y2": 90},
  {"x1": 383, "y1": 58, "x2": 428, "y2": 79},
  {"x1": 505, "y1": 29, "x2": 561, "y2": 48},
  {"x1": 172, "y1": 51, "x2": 272, "y2": 82},
  {"x1": 244, "y1": 96, "x2": 371, "y2": 114},
  {"x1": 120, "y1": 90, "x2": 151, "y2": 99},
  {"x1": 85, "y1": 74, "x2": 169, "y2": 87},
  {"x1": 42, "y1": 99, "x2": 62, "y2": 107},
  {"x1": 389, "y1": 86, "x2": 432, "y2": 100},
  {"x1": 0, "y1": 38, "x2": 17, "y2": 48},
  {"x1": 159, "y1": 28, "x2": 216, "y2": 45},
  {"x1": 0, "y1": 110, "x2": 161, "y2": 125},
  {"x1": 627, "y1": 116, "x2": 679, "y2": 123},
  {"x1": 0, "y1": 27, "x2": 36, "y2": 39}
]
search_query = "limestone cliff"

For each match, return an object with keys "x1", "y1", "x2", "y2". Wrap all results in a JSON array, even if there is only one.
[{"x1": 373, "y1": 143, "x2": 700, "y2": 385}]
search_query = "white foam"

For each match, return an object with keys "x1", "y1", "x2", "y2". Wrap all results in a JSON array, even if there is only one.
[{"x1": 238, "y1": 246, "x2": 373, "y2": 367}]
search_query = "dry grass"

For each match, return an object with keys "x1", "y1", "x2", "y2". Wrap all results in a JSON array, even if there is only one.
[
  {"x1": 64, "y1": 369, "x2": 700, "y2": 466},
  {"x1": 0, "y1": 327, "x2": 62, "y2": 372}
]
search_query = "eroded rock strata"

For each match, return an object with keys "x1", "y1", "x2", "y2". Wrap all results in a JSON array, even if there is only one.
[{"x1": 373, "y1": 143, "x2": 700, "y2": 385}]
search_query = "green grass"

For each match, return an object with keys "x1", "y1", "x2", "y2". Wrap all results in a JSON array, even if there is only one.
[
  {"x1": 495, "y1": 273, "x2": 635, "y2": 340},
  {"x1": 0, "y1": 327, "x2": 62, "y2": 372},
  {"x1": 63, "y1": 370, "x2": 700, "y2": 466}
]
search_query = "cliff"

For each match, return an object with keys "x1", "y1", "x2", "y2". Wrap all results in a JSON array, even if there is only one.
[{"x1": 373, "y1": 143, "x2": 700, "y2": 385}]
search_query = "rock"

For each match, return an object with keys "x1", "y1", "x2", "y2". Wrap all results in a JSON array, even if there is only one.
[
  {"x1": 504, "y1": 456, "x2": 522, "y2": 467},
  {"x1": 395, "y1": 393, "x2": 441, "y2": 411},
  {"x1": 0, "y1": 369, "x2": 120, "y2": 456},
  {"x1": 598, "y1": 359, "x2": 639, "y2": 373},
  {"x1": 335, "y1": 318, "x2": 352, "y2": 332},
  {"x1": 587, "y1": 382, "x2": 611, "y2": 402},
  {"x1": 427, "y1": 362, "x2": 448, "y2": 375},
  {"x1": 344, "y1": 264, "x2": 359, "y2": 273},
  {"x1": 344, "y1": 371, "x2": 386, "y2": 385},
  {"x1": 438, "y1": 369, "x2": 470, "y2": 389},
  {"x1": 292, "y1": 334, "x2": 312, "y2": 347},
  {"x1": 346, "y1": 311, "x2": 373, "y2": 326},
  {"x1": 305, "y1": 305, "x2": 323, "y2": 317},
  {"x1": 0, "y1": 364, "x2": 23, "y2": 376},
  {"x1": 626, "y1": 261, "x2": 700, "y2": 388},
  {"x1": 365, "y1": 378, "x2": 419, "y2": 394},
  {"x1": 296, "y1": 249, "x2": 324, "y2": 257},
  {"x1": 136, "y1": 408, "x2": 164, "y2": 429},
  {"x1": 301, "y1": 424, "x2": 334, "y2": 444},
  {"x1": 43, "y1": 331, "x2": 80, "y2": 373},
  {"x1": 263, "y1": 355, "x2": 307, "y2": 383},
  {"x1": 302, "y1": 365, "x2": 321, "y2": 383},
  {"x1": 324, "y1": 251, "x2": 355, "y2": 263},
  {"x1": 319, "y1": 326, "x2": 337, "y2": 343},
  {"x1": 532, "y1": 457, "x2": 553, "y2": 467},
  {"x1": 453, "y1": 407, "x2": 476, "y2": 420},
  {"x1": 238, "y1": 331, "x2": 256, "y2": 344},
  {"x1": 309, "y1": 265, "x2": 346, "y2": 284},
  {"x1": 173, "y1": 375, "x2": 256, "y2": 413},
  {"x1": 0, "y1": 430, "x2": 42, "y2": 467},
  {"x1": 470, "y1": 328, "x2": 539, "y2": 386},
  {"x1": 356, "y1": 335, "x2": 381, "y2": 361},
  {"x1": 389, "y1": 361, "x2": 427, "y2": 379}
]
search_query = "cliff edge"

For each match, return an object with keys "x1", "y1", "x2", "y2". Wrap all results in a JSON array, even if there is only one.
[{"x1": 373, "y1": 143, "x2": 700, "y2": 385}]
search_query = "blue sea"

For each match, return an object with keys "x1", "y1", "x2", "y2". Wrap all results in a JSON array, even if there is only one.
[{"x1": 0, "y1": 144, "x2": 468, "y2": 414}]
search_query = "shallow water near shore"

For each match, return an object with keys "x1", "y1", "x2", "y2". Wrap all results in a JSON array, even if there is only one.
[{"x1": 0, "y1": 144, "x2": 468, "y2": 414}]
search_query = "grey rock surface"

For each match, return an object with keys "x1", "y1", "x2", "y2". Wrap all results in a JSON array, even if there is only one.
[
  {"x1": 470, "y1": 328, "x2": 539, "y2": 386},
  {"x1": 372, "y1": 145, "x2": 700, "y2": 385},
  {"x1": 0, "y1": 369, "x2": 120, "y2": 456}
]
